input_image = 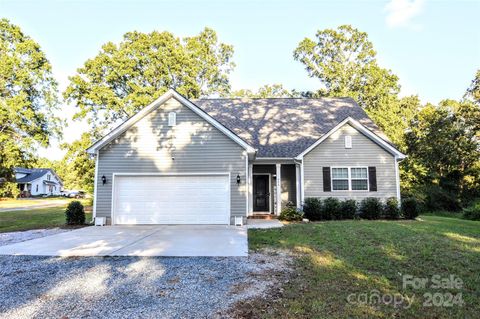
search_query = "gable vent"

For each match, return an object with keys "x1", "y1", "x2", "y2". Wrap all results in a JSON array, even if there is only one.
[
  {"x1": 345, "y1": 135, "x2": 352, "y2": 148},
  {"x1": 168, "y1": 112, "x2": 176, "y2": 126}
]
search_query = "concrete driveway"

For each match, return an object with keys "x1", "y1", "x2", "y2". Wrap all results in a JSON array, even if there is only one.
[{"x1": 0, "y1": 225, "x2": 248, "y2": 257}]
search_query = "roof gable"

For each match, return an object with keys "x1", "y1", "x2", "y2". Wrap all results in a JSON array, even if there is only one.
[
  {"x1": 295, "y1": 117, "x2": 405, "y2": 159},
  {"x1": 86, "y1": 90, "x2": 255, "y2": 154}
]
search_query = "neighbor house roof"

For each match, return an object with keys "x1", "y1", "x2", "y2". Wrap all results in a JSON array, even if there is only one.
[
  {"x1": 14, "y1": 168, "x2": 63, "y2": 185},
  {"x1": 194, "y1": 97, "x2": 392, "y2": 158}
]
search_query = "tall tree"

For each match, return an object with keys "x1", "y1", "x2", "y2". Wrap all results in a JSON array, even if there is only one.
[
  {"x1": 293, "y1": 25, "x2": 400, "y2": 112},
  {"x1": 465, "y1": 69, "x2": 480, "y2": 104},
  {"x1": 368, "y1": 95, "x2": 421, "y2": 150},
  {"x1": 229, "y1": 84, "x2": 298, "y2": 98},
  {"x1": 405, "y1": 100, "x2": 480, "y2": 205},
  {"x1": 64, "y1": 27, "x2": 234, "y2": 136},
  {"x1": 60, "y1": 133, "x2": 95, "y2": 193},
  {"x1": 0, "y1": 18, "x2": 59, "y2": 196}
]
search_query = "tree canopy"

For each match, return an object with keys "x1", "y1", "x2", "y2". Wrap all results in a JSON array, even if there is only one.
[
  {"x1": 465, "y1": 69, "x2": 480, "y2": 104},
  {"x1": 293, "y1": 25, "x2": 400, "y2": 111},
  {"x1": 64, "y1": 27, "x2": 234, "y2": 136},
  {"x1": 404, "y1": 99, "x2": 480, "y2": 207},
  {"x1": 0, "y1": 18, "x2": 59, "y2": 195},
  {"x1": 59, "y1": 133, "x2": 95, "y2": 193},
  {"x1": 229, "y1": 84, "x2": 298, "y2": 98}
]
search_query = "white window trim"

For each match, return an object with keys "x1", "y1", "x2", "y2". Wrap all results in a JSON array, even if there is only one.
[
  {"x1": 168, "y1": 112, "x2": 176, "y2": 126},
  {"x1": 331, "y1": 166, "x2": 369, "y2": 192}
]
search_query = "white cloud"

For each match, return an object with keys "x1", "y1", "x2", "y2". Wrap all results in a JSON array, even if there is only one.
[{"x1": 385, "y1": 0, "x2": 425, "y2": 30}]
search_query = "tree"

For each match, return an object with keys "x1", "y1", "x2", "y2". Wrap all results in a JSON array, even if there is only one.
[
  {"x1": 465, "y1": 69, "x2": 480, "y2": 104},
  {"x1": 64, "y1": 27, "x2": 234, "y2": 136},
  {"x1": 405, "y1": 100, "x2": 480, "y2": 205},
  {"x1": 0, "y1": 18, "x2": 59, "y2": 196},
  {"x1": 367, "y1": 95, "x2": 421, "y2": 150},
  {"x1": 229, "y1": 84, "x2": 298, "y2": 98},
  {"x1": 293, "y1": 25, "x2": 400, "y2": 112},
  {"x1": 60, "y1": 133, "x2": 95, "y2": 193}
]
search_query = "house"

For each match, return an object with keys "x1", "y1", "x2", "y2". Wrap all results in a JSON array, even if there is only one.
[
  {"x1": 87, "y1": 89, "x2": 405, "y2": 225},
  {"x1": 15, "y1": 168, "x2": 64, "y2": 197}
]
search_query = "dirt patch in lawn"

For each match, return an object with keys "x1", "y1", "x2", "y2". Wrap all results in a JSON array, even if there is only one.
[{"x1": 221, "y1": 249, "x2": 295, "y2": 318}]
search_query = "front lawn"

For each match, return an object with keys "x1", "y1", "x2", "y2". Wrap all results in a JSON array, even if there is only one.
[
  {"x1": 245, "y1": 216, "x2": 479, "y2": 318},
  {"x1": 0, "y1": 206, "x2": 92, "y2": 233},
  {"x1": 0, "y1": 197, "x2": 69, "y2": 209}
]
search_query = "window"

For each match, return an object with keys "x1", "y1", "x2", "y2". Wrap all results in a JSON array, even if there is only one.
[
  {"x1": 36, "y1": 185, "x2": 38, "y2": 192},
  {"x1": 345, "y1": 135, "x2": 352, "y2": 148},
  {"x1": 351, "y1": 168, "x2": 368, "y2": 190},
  {"x1": 331, "y1": 167, "x2": 368, "y2": 191},
  {"x1": 168, "y1": 112, "x2": 176, "y2": 126},
  {"x1": 47, "y1": 174, "x2": 51, "y2": 181},
  {"x1": 332, "y1": 168, "x2": 349, "y2": 190}
]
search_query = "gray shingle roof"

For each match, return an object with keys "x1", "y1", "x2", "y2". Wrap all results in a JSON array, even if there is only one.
[
  {"x1": 193, "y1": 98, "x2": 389, "y2": 157},
  {"x1": 14, "y1": 168, "x2": 62, "y2": 185}
]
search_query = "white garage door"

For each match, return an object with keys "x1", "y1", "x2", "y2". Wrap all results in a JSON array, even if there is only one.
[{"x1": 113, "y1": 174, "x2": 230, "y2": 225}]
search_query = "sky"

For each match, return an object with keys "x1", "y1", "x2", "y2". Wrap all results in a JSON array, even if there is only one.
[{"x1": 1, "y1": 0, "x2": 479, "y2": 160}]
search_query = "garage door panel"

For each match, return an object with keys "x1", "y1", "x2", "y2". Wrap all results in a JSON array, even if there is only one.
[{"x1": 113, "y1": 174, "x2": 230, "y2": 225}]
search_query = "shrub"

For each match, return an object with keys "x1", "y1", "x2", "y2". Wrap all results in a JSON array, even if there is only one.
[
  {"x1": 384, "y1": 197, "x2": 400, "y2": 220},
  {"x1": 463, "y1": 202, "x2": 480, "y2": 221},
  {"x1": 340, "y1": 199, "x2": 357, "y2": 219},
  {"x1": 321, "y1": 197, "x2": 341, "y2": 220},
  {"x1": 424, "y1": 185, "x2": 462, "y2": 212},
  {"x1": 359, "y1": 197, "x2": 383, "y2": 220},
  {"x1": 65, "y1": 200, "x2": 86, "y2": 225},
  {"x1": 279, "y1": 202, "x2": 303, "y2": 221},
  {"x1": 0, "y1": 182, "x2": 20, "y2": 198},
  {"x1": 402, "y1": 197, "x2": 419, "y2": 220},
  {"x1": 303, "y1": 198, "x2": 322, "y2": 221}
]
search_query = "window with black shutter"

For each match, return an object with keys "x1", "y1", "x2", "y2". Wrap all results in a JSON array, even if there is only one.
[{"x1": 368, "y1": 167, "x2": 377, "y2": 191}]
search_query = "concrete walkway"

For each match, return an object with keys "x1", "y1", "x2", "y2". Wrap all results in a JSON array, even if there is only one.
[
  {"x1": 0, "y1": 225, "x2": 248, "y2": 257},
  {"x1": 247, "y1": 219, "x2": 284, "y2": 229}
]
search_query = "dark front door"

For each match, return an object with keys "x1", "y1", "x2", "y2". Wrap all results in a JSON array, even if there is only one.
[{"x1": 253, "y1": 175, "x2": 270, "y2": 212}]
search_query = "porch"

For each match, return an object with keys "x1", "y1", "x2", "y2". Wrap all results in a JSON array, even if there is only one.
[{"x1": 247, "y1": 160, "x2": 301, "y2": 216}]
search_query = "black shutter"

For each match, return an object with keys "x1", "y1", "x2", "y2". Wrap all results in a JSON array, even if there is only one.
[
  {"x1": 323, "y1": 167, "x2": 331, "y2": 192},
  {"x1": 368, "y1": 167, "x2": 377, "y2": 191}
]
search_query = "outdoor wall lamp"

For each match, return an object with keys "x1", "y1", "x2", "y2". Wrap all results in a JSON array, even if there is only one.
[
  {"x1": 101, "y1": 175, "x2": 107, "y2": 185},
  {"x1": 236, "y1": 174, "x2": 241, "y2": 185}
]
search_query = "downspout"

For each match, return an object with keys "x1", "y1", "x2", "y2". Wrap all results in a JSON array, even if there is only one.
[{"x1": 394, "y1": 155, "x2": 402, "y2": 204}]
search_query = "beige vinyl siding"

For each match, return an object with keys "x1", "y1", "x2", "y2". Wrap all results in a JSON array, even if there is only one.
[
  {"x1": 95, "y1": 97, "x2": 247, "y2": 224},
  {"x1": 303, "y1": 123, "x2": 397, "y2": 201}
]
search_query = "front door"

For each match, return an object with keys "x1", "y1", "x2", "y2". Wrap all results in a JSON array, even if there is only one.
[{"x1": 253, "y1": 175, "x2": 270, "y2": 212}]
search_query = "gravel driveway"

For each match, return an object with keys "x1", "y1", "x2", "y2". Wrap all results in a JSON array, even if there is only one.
[{"x1": 0, "y1": 253, "x2": 291, "y2": 318}]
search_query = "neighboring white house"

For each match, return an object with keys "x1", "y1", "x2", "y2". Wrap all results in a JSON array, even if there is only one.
[{"x1": 14, "y1": 168, "x2": 64, "y2": 197}]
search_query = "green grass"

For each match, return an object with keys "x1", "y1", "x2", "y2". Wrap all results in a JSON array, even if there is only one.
[
  {"x1": 0, "y1": 206, "x2": 92, "y2": 233},
  {"x1": 0, "y1": 197, "x2": 68, "y2": 208},
  {"x1": 247, "y1": 216, "x2": 480, "y2": 318},
  {"x1": 0, "y1": 197, "x2": 94, "y2": 209}
]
